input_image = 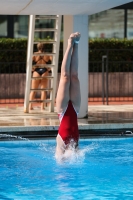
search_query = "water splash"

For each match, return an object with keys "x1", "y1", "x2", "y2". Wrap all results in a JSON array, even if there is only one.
[
  {"x1": 38, "y1": 142, "x2": 55, "y2": 154},
  {"x1": 0, "y1": 134, "x2": 29, "y2": 141},
  {"x1": 55, "y1": 141, "x2": 99, "y2": 165}
]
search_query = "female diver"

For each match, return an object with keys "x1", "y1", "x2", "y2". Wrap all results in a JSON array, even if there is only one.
[{"x1": 55, "y1": 32, "x2": 81, "y2": 159}]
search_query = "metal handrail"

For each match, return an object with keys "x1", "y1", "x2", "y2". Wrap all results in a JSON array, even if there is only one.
[{"x1": 102, "y1": 55, "x2": 108, "y2": 105}]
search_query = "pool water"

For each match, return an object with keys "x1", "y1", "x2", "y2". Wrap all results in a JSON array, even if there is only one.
[{"x1": 0, "y1": 137, "x2": 133, "y2": 199}]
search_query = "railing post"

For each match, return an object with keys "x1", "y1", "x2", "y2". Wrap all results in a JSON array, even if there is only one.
[
  {"x1": 102, "y1": 55, "x2": 108, "y2": 105},
  {"x1": 106, "y1": 51, "x2": 108, "y2": 105},
  {"x1": 102, "y1": 55, "x2": 106, "y2": 104}
]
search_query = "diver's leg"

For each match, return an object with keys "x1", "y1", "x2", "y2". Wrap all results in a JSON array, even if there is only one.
[
  {"x1": 70, "y1": 32, "x2": 81, "y2": 113},
  {"x1": 56, "y1": 33, "x2": 75, "y2": 113},
  {"x1": 55, "y1": 134, "x2": 66, "y2": 159}
]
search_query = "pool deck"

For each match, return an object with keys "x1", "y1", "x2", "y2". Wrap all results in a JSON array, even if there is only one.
[{"x1": 1, "y1": 104, "x2": 133, "y2": 139}]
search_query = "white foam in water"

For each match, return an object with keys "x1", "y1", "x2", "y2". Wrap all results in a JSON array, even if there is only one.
[
  {"x1": 38, "y1": 142, "x2": 49, "y2": 152},
  {"x1": 38, "y1": 142, "x2": 56, "y2": 158},
  {"x1": 55, "y1": 141, "x2": 98, "y2": 165}
]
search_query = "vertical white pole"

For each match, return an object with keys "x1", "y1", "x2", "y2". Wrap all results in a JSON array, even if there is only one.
[
  {"x1": 24, "y1": 15, "x2": 35, "y2": 113},
  {"x1": 64, "y1": 15, "x2": 89, "y2": 118},
  {"x1": 51, "y1": 15, "x2": 62, "y2": 112}
]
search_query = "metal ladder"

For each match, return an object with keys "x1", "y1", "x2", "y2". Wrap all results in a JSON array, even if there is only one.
[{"x1": 24, "y1": 15, "x2": 62, "y2": 113}]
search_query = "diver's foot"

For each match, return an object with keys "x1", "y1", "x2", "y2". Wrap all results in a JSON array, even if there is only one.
[
  {"x1": 68, "y1": 33, "x2": 76, "y2": 47},
  {"x1": 74, "y1": 32, "x2": 81, "y2": 44}
]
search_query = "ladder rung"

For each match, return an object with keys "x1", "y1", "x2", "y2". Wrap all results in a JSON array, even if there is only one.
[
  {"x1": 30, "y1": 88, "x2": 53, "y2": 91},
  {"x1": 34, "y1": 28, "x2": 57, "y2": 32},
  {"x1": 29, "y1": 99, "x2": 52, "y2": 103},
  {"x1": 34, "y1": 41, "x2": 56, "y2": 44},
  {"x1": 32, "y1": 64, "x2": 54, "y2": 68},
  {"x1": 31, "y1": 76, "x2": 54, "y2": 79},
  {"x1": 33, "y1": 53, "x2": 55, "y2": 56}
]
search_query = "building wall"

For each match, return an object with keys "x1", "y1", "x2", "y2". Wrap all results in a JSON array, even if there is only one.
[{"x1": 0, "y1": 73, "x2": 133, "y2": 98}]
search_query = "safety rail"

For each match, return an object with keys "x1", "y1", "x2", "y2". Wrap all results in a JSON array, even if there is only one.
[
  {"x1": 1, "y1": 49, "x2": 133, "y2": 105},
  {"x1": 89, "y1": 49, "x2": 133, "y2": 104}
]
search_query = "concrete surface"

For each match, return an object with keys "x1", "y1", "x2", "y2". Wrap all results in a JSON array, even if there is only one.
[{"x1": 0, "y1": 105, "x2": 133, "y2": 134}]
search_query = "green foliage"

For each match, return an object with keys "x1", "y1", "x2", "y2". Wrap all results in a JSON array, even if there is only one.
[
  {"x1": 89, "y1": 38, "x2": 133, "y2": 72},
  {"x1": 0, "y1": 38, "x2": 27, "y2": 73},
  {"x1": 0, "y1": 38, "x2": 133, "y2": 73}
]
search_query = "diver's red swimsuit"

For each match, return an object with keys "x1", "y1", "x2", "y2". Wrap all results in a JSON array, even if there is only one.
[{"x1": 58, "y1": 100, "x2": 79, "y2": 145}]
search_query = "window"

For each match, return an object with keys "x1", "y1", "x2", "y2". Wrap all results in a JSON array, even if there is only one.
[
  {"x1": 89, "y1": 9, "x2": 124, "y2": 39},
  {"x1": 127, "y1": 10, "x2": 133, "y2": 39},
  {"x1": 0, "y1": 16, "x2": 7, "y2": 37},
  {"x1": 14, "y1": 15, "x2": 29, "y2": 38}
]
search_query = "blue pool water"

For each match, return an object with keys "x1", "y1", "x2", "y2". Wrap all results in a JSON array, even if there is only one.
[{"x1": 0, "y1": 137, "x2": 133, "y2": 199}]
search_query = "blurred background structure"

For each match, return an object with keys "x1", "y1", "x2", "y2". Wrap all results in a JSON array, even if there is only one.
[{"x1": 0, "y1": 2, "x2": 133, "y2": 39}]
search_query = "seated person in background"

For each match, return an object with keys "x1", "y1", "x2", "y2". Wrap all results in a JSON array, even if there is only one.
[
  {"x1": 29, "y1": 42, "x2": 52, "y2": 110},
  {"x1": 55, "y1": 32, "x2": 81, "y2": 160}
]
